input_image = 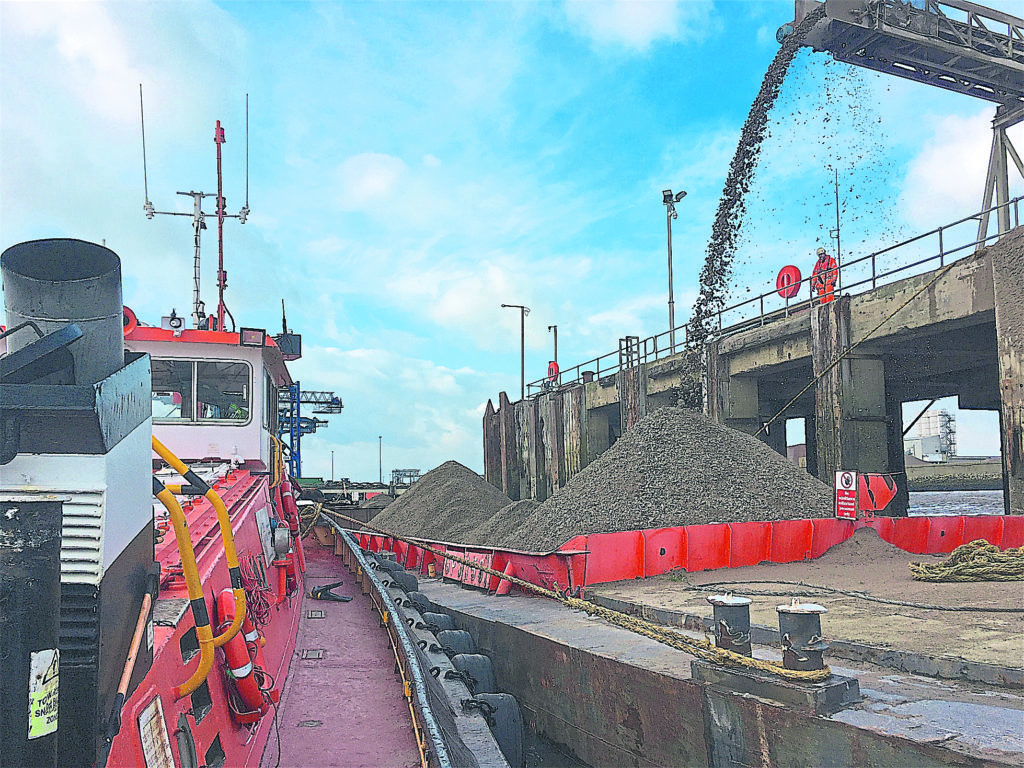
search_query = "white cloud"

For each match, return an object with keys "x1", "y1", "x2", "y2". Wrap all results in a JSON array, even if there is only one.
[
  {"x1": 335, "y1": 152, "x2": 408, "y2": 212},
  {"x1": 900, "y1": 110, "x2": 1024, "y2": 230},
  {"x1": 563, "y1": 0, "x2": 716, "y2": 51}
]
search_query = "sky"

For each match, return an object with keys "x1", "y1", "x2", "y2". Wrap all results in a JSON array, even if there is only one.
[{"x1": 2, "y1": 0, "x2": 1022, "y2": 480}]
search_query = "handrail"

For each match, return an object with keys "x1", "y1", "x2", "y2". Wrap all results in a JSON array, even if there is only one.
[
  {"x1": 269, "y1": 435, "x2": 285, "y2": 489},
  {"x1": 152, "y1": 436, "x2": 246, "y2": 648},
  {"x1": 524, "y1": 196, "x2": 1022, "y2": 397},
  {"x1": 153, "y1": 478, "x2": 215, "y2": 699}
]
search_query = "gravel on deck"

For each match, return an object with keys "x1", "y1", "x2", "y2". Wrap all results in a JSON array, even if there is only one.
[
  {"x1": 468, "y1": 407, "x2": 833, "y2": 552},
  {"x1": 371, "y1": 460, "x2": 512, "y2": 543}
]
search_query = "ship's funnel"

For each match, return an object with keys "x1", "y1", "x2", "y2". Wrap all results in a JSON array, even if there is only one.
[{"x1": 2, "y1": 239, "x2": 123, "y2": 386}]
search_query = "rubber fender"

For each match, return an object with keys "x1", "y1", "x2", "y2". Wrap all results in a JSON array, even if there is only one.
[
  {"x1": 421, "y1": 612, "x2": 455, "y2": 632},
  {"x1": 452, "y1": 653, "x2": 496, "y2": 695},
  {"x1": 381, "y1": 551, "x2": 398, "y2": 562},
  {"x1": 436, "y1": 629, "x2": 476, "y2": 655},
  {"x1": 475, "y1": 693, "x2": 524, "y2": 768},
  {"x1": 385, "y1": 571, "x2": 418, "y2": 593},
  {"x1": 378, "y1": 559, "x2": 405, "y2": 574},
  {"x1": 405, "y1": 591, "x2": 433, "y2": 614}
]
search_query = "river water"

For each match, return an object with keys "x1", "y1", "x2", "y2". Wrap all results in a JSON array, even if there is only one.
[{"x1": 908, "y1": 490, "x2": 1006, "y2": 516}]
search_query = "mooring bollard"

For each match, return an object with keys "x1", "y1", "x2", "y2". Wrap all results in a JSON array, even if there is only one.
[
  {"x1": 706, "y1": 593, "x2": 753, "y2": 656},
  {"x1": 777, "y1": 598, "x2": 829, "y2": 672}
]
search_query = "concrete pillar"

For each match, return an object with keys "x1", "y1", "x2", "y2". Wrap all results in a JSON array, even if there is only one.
[
  {"x1": 804, "y1": 415, "x2": 818, "y2": 478},
  {"x1": 990, "y1": 229, "x2": 1024, "y2": 514},
  {"x1": 884, "y1": 390, "x2": 909, "y2": 517},
  {"x1": 498, "y1": 392, "x2": 521, "y2": 501},
  {"x1": 562, "y1": 385, "x2": 587, "y2": 484},
  {"x1": 483, "y1": 400, "x2": 502, "y2": 491},
  {"x1": 586, "y1": 405, "x2": 613, "y2": 462},
  {"x1": 811, "y1": 297, "x2": 892, "y2": 486},
  {"x1": 760, "y1": 409, "x2": 787, "y2": 457}
]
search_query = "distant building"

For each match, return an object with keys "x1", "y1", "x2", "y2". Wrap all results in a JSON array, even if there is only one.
[
  {"x1": 904, "y1": 408, "x2": 957, "y2": 462},
  {"x1": 787, "y1": 444, "x2": 807, "y2": 468}
]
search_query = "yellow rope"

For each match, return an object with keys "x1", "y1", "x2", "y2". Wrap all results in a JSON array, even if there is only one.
[
  {"x1": 910, "y1": 540, "x2": 1024, "y2": 582},
  {"x1": 305, "y1": 506, "x2": 832, "y2": 684}
]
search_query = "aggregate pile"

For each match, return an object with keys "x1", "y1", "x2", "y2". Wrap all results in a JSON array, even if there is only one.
[
  {"x1": 371, "y1": 460, "x2": 512, "y2": 543},
  {"x1": 470, "y1": 407, "x2": 833, "y2": 552},
  {"x1": 359, "y1": 493, "x2": 396, "y2": 510}
]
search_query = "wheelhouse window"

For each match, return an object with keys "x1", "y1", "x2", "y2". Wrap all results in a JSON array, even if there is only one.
[
  {"x1": 197, "y1": 361, "x2": 250, "y2": 421},
  {"x1": 263, "y1": 370, "x2": 279, "y2": 432},
  {"x1": 151, "y1": 359, "x2": 251, "y2": 424},
  {"x1": 152, "y1": 359, "x2": 193, "y2": 420}
]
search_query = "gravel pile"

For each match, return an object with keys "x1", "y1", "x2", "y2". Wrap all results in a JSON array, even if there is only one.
[
  {"x1": 371, "y1": 460, "x2": 512, "y2": 542},
  {"x1": 468, "y1": 407, "x2": 833, "y2": 552},
  {"x1": 689, "y1": 5, "x2": 825, "y2": 343},
  {"x1": 359, "y1": 493, "x2": 396, "y2": 510}
]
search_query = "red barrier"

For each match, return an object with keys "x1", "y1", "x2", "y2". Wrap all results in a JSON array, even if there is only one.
[
  {"x1": 962, "y1": 515, "x2": 1005, "y2": 547},
  {"x1": 809, "y1": 519, "x2": 853, "y2": 558},
  {"x1": 685, "y1": 525, "x2": 730, "y2": 572},
  {"x1": 643, "y1": 528, "x2": 688, "y2": 575},
  {"x1": 727, "y1": 522, "x2": 772, "y2": 567},
  {"x1": 768, "y1": 520, "x2": 814, "y2": 563}
]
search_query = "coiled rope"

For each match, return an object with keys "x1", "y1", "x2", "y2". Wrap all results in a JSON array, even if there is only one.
[
  {"x1": 910, "y1": 540, "x2": 1024, "y2": 583},
  {"x1": 300, "y1": 504, "x2": 832, "y2": 684}
]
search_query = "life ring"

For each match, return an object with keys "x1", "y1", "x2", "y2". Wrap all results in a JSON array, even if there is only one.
[
  {"x1": 122, "y1": 306, "x2": 138, "y2": 336},
  {"x1": 216, "y1": 589, "x2": 265, "y2": 718},
  {"x1": 547, "y1": 361, "x2": 559, "y2": 381}
]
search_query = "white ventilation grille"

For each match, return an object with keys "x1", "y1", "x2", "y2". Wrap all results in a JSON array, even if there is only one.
[{"x1": 56, "y1": 490, "x2": 105, "y2": 585}]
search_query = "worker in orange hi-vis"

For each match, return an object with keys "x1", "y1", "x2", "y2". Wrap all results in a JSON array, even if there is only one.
[{"x1": 810, "y1": 247, "x2": 838, "y2": 304}]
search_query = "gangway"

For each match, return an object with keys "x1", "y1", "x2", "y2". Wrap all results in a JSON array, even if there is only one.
[{"x1": 780, "y1": 0, "x2": 1024, "y2": 240}]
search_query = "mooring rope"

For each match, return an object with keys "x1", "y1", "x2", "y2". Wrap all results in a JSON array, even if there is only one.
[
  {"x1": 299, "y1": 504, "x2": 832, "y2": 684},
  {"x1": 910, "y1": 540, "x2": 1024, "y2": 583}
]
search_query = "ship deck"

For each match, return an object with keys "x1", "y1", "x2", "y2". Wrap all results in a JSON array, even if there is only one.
[
  {"x1": 588, "y1": 526, "x2": 1024, "y2": 670},
  {"x1": 262, "y1": 541, "x2": 421, "y2": 768}
]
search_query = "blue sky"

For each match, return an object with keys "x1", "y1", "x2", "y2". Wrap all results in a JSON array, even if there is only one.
[{"x1": 2, "y1": 0, "x2": 1021, "y2": 480}]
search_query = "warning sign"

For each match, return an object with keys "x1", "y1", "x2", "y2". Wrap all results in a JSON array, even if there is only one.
[
  {"x1": 29, "y1": 648, "x2": 59, "y2": 739},
  {"x1": 835, "y1": 470, "x2": 858, "y2": 520}
]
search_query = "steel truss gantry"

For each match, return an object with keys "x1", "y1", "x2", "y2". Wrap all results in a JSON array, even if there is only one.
[{"x1": 788, "y1": 0, "x2": 1024, "y2": 241}]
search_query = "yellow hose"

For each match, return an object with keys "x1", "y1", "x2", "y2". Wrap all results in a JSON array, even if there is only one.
[
  {"x1": 154, "y1": 484, "x2": 214, "y2": 699},
  {"x1": 152, "y1": 436, "x2": 246, "y2": 648}
]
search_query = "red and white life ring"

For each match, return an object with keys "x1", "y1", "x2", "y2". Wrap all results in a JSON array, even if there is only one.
[
  {"x1": 122, "y1": 306, "x2": 138, "y2": 336},
  {"x1": 216, "y1": 589, "x2": 265, "y2": 717}
]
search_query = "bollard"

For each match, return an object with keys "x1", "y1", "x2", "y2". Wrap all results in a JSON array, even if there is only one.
[
  {"x1": 777, "y1": 598, "x2": 829, "y2": 672},
  {"x1": 706, "y1": 594, "x2": 752, "y2": 656}
]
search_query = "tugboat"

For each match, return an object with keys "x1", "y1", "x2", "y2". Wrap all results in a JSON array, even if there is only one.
[{"x1": 0, "y1": 118, "x2": 519, "y2": 768}]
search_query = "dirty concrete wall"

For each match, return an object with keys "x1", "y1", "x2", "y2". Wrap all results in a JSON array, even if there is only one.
[
  {"x1": 445, "y1": 604, "x2": 985, "y2": 768},
  {"x1": 990, "y1": 228, "x2": 1024, "y2": 514}
]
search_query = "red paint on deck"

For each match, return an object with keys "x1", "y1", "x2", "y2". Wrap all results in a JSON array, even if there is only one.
[{"x1": 262, "y1": 540, "x2": 420, "y2": 768}]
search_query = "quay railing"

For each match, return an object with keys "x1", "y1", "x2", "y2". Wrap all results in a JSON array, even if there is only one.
[{"x1": 525, "y1": 196, "x2": 1021, "y2": 397}]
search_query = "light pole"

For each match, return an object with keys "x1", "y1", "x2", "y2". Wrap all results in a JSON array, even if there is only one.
[
  {"x1": 662, "y1": 188, "x2": 686, "y2": 352},
  {"x1": 331, "y1": 450, "x2": 334, "y2": 482},
  {"x1": 378, "y1": 435, "x2": 382, "y2": 485},
  {"x1": 501, "y1": 303, "x2": 530, "y2": 400}
]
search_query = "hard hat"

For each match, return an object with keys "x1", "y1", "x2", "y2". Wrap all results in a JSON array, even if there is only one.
[{"x1": 816, "y1": 247, "x2": 827, "y2": 256}]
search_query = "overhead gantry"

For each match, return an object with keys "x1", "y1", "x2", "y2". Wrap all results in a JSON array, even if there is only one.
[{"x1": 779, "y1": 0, "x2": 1024, "y2": 241}]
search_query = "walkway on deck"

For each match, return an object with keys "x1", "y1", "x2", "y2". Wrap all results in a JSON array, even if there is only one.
[{"x1": 261, "y1": 541, "x2": 420, "y2": 768}]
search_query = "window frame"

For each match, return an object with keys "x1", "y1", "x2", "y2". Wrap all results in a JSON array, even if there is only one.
[{"x1": 151, "y1": 357, "x2": 254, "y2": 427}]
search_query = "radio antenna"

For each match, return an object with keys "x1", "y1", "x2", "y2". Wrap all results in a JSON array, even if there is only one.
[
  {"x1": 245, "y1": 93, "x2": 250, "y2": 210},
  {"x1": 139, "y1": 84, "x2": 154, "y2": 218},
  {"x1": 138, "y1": 91, "x2": 251, "y2": 331}
]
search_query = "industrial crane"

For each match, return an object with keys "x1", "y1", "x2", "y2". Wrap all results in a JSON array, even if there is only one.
[{"x1": 278, "y1": 384, "x2": 344, "y2": 477}]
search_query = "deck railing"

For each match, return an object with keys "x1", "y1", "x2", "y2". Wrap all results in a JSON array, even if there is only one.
[{"x1": 525, "y1": 196, "x2": 1021, "y2": 397}]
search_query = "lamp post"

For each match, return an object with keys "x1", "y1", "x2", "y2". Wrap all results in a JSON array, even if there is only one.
[
  {"x1": 662, "y1": 188, "x2": 686, "y2": 353},
  {"x1": 378, "y1": 435, "x2": 382, "y2": 485},
  {"x1": 501, "y1": 303, "x2": 530, "y2": 400},
  {"x1": 331, "y1": 450, "x2": 334, "y2": 482}
]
